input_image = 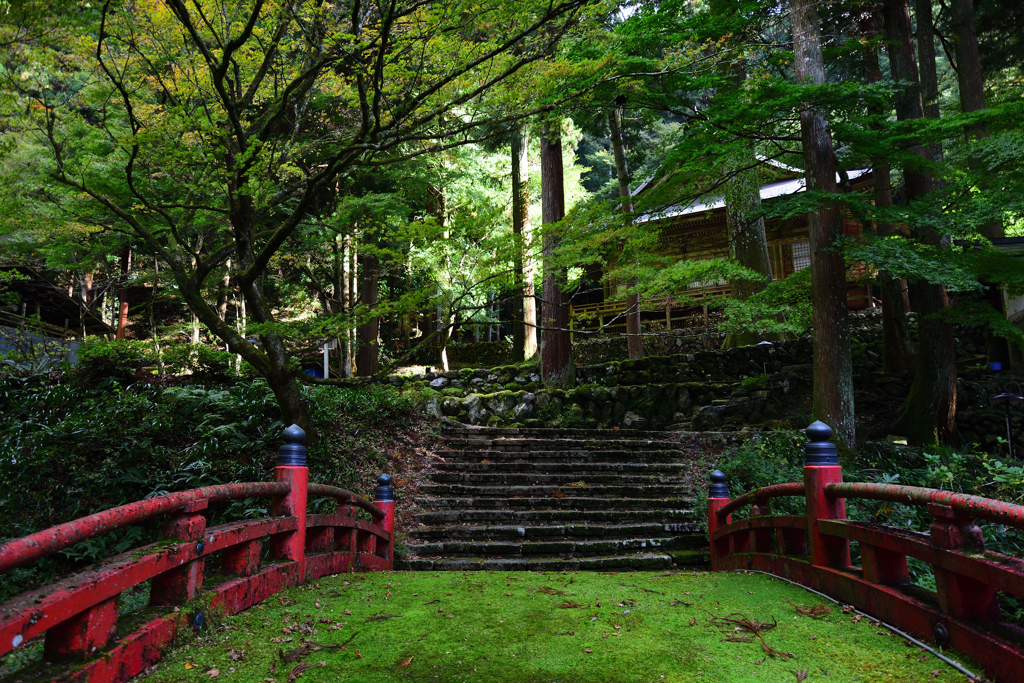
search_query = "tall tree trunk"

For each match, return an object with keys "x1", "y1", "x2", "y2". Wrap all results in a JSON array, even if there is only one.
[
  {"x1": 150, "y1": 259, "x2": 164, "y2": 373},
  {"x1": 511, "y1": 126, "x2": 531, "y2": 363},
  {"x1": 116, "y1": 246, "x2": 131, "y2": 340},
  {"x1": 862, "y1": 6, "x2": 916, "y2": 373},
  {"x1": 217, "y1": 259, "x2": 232, "y2": 321},
  {"x1": 540, "y1": 124, "x2": 574, "y2": 387},
  {"x1": 883, "y1": 0, "x2": 958, "y2": 445},
  {"x1": 356, "y1": 248, "x2": 380, "y2": 376},
  {"x1": 947, "y1": 0, "x2": 1010, "y2": 365},
  {"x1": 608, "y1": 108, "x2": 644, "y2": 360},
  {"x1": 347, "y1": 233, "x2": 358, "y2": 377},
  {"x1": 791, "y1": 0, "x2": 855, "y2": 448}
]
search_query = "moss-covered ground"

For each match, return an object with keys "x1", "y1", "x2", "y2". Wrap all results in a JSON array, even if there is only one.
[{"x1": 138, "y1": 570, "x2": 979, "y2": 683}]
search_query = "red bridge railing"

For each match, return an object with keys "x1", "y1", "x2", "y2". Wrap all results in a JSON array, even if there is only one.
[
  {"x1": 708, "y1": 421, "x2": 1024, "y2": 683},
  {"x1": 0, "y1": 424, "x2": 394, "y2": 682}
]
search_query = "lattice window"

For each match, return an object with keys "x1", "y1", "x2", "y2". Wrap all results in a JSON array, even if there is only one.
[{"x1": 791, "y1": 241, "x2": 811, "y2": 272}]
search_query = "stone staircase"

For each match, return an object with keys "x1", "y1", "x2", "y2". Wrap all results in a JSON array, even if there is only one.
[{"x1": 398, "y1": 427, "x2": 711, "y2": 571}]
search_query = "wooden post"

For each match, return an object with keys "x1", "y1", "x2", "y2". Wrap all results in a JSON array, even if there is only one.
[
  {"x1": 374, "y1": 475, "x2": 396, "y2": 564},
  {"x1": 707, "y1": 470, "x2": 731, "y2": 565},
  {"x1": 929, "y1": 503, "x2": 1001, "y2": 620},
  {"x1": 271, "y1": 425, "x2": 308, "y2": 581},
  {"x1": 149, "y1": 499, "x2": 208, "y2": 605},
  {"x1": 802, "y1": 421, "x2": 851, "y2": 569},
  {"x1": 44, "y1": 597, "x2": 119, "y2": 662}
]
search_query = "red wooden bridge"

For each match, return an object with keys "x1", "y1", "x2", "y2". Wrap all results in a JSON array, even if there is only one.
[
  {"x1": 0, "y1": 424, "x2": 393, "y2": 682},
  {"x1": 2, "y1": 420, "x2": 1023, "y2": 681},
  {"x1": 709, "y1": 421, "x2": 1024, "y2": 683}
]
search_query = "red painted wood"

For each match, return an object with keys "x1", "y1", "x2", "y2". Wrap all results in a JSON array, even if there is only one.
[
  {"x1": 826, "y1": 482, "x2": 1024, "y2": 529},
  {"x1": 713, "y1": 553, "x2": 1024, "y2": 683},
  {"x1": 43, "y1": 595, "x2": 118, "y2": 662},
  {"x1": 860, "y1": 543, "x2": 909, "y2": 586},
  {"x1": 150, "y1": 505, "x2": 207, "y2": 606},
  {"x1": 715, "y1": 482, "x2": 805, "y2": 520},
  {"x1": 804, "y1": 465, "x2": 850, "y2": 568},
  {"x1": 376, "y1": 499, "x2": 395, "y2": 564},
  {"x1": 0, "y1": 462, "x2": 394, "y2": 682},
  {"x1": 707, "y1": 498, "x2": 730, "y2": 563},
  {"x1": 271, "y1": 466, "x2": 307, "y2": 579},
  {"x1": 817, "y1": 519, "x2": 1024, "y2": 599},
  {"x1": 307, "y1": 483, "x2": 385, "y2": 522},
  {"x1": 0, "y1": 517, "x2": 294, "y2": 659},
  {"x1": 0, "y1": 482, "x2": 288, "y2": 573},
  {"x1": 928, "y1": 504, "x2": 1002, "y2": 621},
  {"x1": 710, "y1": 476, "x2": 1024, "y2": 683},
  {"x1": 222, "y1": 539, "x2": 262, "y2": 576}
]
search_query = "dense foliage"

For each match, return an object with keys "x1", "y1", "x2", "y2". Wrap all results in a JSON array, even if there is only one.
[{"x1": 0, "y1": 354, "x2": 418, "y2": 600}]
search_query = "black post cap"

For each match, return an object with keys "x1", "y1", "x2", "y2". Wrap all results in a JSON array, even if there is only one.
[
  {"x1": 708, "y1": 470, "x2": 729, "y2": 498},
  {"x1": 276, "y1": 424, "x2": 307, "y2": 467},
  {"x1": 374, "y1": 474, "x2": 394, "y2": 502},
  {"x1": 804, "y1": 420, "x2": 839, "y2": 466}
]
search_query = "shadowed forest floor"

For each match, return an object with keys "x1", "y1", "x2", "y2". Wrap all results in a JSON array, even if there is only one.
[{"x1": 137, "y1": 570, "x2": 978, "y2": 683}]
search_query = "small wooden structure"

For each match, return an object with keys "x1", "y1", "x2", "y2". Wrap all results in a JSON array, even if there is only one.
[{"x1": 570, "y1": 167, "x2": 876, "y2": 337}]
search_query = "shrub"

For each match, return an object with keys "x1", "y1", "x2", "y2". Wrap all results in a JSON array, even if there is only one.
[{"x1": 75, "y1": 338, "x2": 153, "y2": 384}]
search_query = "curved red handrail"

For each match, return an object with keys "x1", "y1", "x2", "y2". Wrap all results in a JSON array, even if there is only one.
[
  {"x1": 0, "y1": 481, "x2": 289, "y2": 574},
  {"x1": 307, "y1": 483, "x2": 385, "y2": 522},
  {"x1": 826, "y1": 482, "x2": 1024, "y2": 530},
  {"x1": 716, "y1": 482, "x2": 806, "y2": 520}
]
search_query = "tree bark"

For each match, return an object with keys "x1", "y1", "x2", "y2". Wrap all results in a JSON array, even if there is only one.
[
  {"x1": 356, "y1": 249, "x2": 379, "y2": 376},
  {"x1": 540, "y1": 124, "x2": 574, "y2": 387},
  {"x1": 861, "y1": 6, "x2": 916, "y2": 373},
  {"x1": 216, "y1": 259, "x2": 231, "y2": 321},
  {"x1": 511, "y1": 126, "x2": 532, "y2": 363},
  {"x1": 791, "y1": 0, "x2": 855, "y2": 448},
  {"x1": 116, "y1": 246, "x2": 131, "y2": 340},
  {"x1": 608, "y1": 107, "x2": 644, "y2": 360},
  {"x1": 883, "y1": 0, "x2": 958, "y2": 445},
  {"x1": 947, "y1": 0, "x2": 1010, "y2": 365}
]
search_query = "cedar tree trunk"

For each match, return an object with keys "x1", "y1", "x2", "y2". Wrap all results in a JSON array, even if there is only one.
[
  {"x1": 791, "y1": 0, "x2": 856, "y2": 447},
  {"x1": 883, "y1": 0, "x2": 958, "y2": 445},
  {"x1": 861, "y1": 6, "x2": 915, "y2": 373},
  {"x1": 540, "y1": 125, "x2": 574, "y2": 387}
]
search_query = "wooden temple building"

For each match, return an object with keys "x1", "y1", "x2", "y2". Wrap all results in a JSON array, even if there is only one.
[{"x1": 569, "y1": 165, "x2": 876, "y2": 336}]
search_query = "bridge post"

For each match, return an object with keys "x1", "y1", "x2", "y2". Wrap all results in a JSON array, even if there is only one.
[
  {"x1": 803, "y1": 421, "x2": 850, "y2": 569},
  {"x1": 374, "y1": 474, "x2": 396, "y2": 564},
  {"x1": 271, "y1": 424, "x2": 308, "y2": 582},
  {"x1": 929, "y1": 503, "x2": 1001, "y2": 621},
  {"x1": 707, "y1": 470, "x2": 731, "y2": 565},
  {"x1": 149, "y1": 498, "x2": 208, "y2": 605}
]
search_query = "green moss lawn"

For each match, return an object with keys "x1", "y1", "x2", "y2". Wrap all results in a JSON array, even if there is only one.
[{"x1": 139, "y1": 570, "x2": 977, "y2": 683}]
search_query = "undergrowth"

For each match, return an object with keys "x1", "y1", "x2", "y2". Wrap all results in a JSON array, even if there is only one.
[{"x1": 0, "y1": 367, "x2": 417, "y2": 601}]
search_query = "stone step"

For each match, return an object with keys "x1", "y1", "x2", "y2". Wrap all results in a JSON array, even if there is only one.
[
  {"x1": 413, "y1": 496, "x2": 696, "y2": 510},
  {"x1": 408, "y1": 521, "x2": 704, "y2": 541},
  {"x1": 447, "y1": 427, "x2": 668, "y2": 440},
  {"x1": 414, "y1": 508, "x2": 698, "y2": 526},
  {"x1": 431, "y1": 461, "x2": 691, "y2": 475},
  {"x1": 441, "y1": 449, "x2": 692, "y2": 463},
  {"x1": 428, "y1": 473, "x2": 690, "y2": 485},
  {"x1": 418, "y1": 484, "x2": 690, "y2": 498},
  {"x1": 444, "y1": 438, "x2": 683, "y2": 452},
  {"x1": 395, "y1": 549, "x2": 709, "y2": 572},
  {"x1": 406, "y1": 535, "x2": 703, "y2": 558}
]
